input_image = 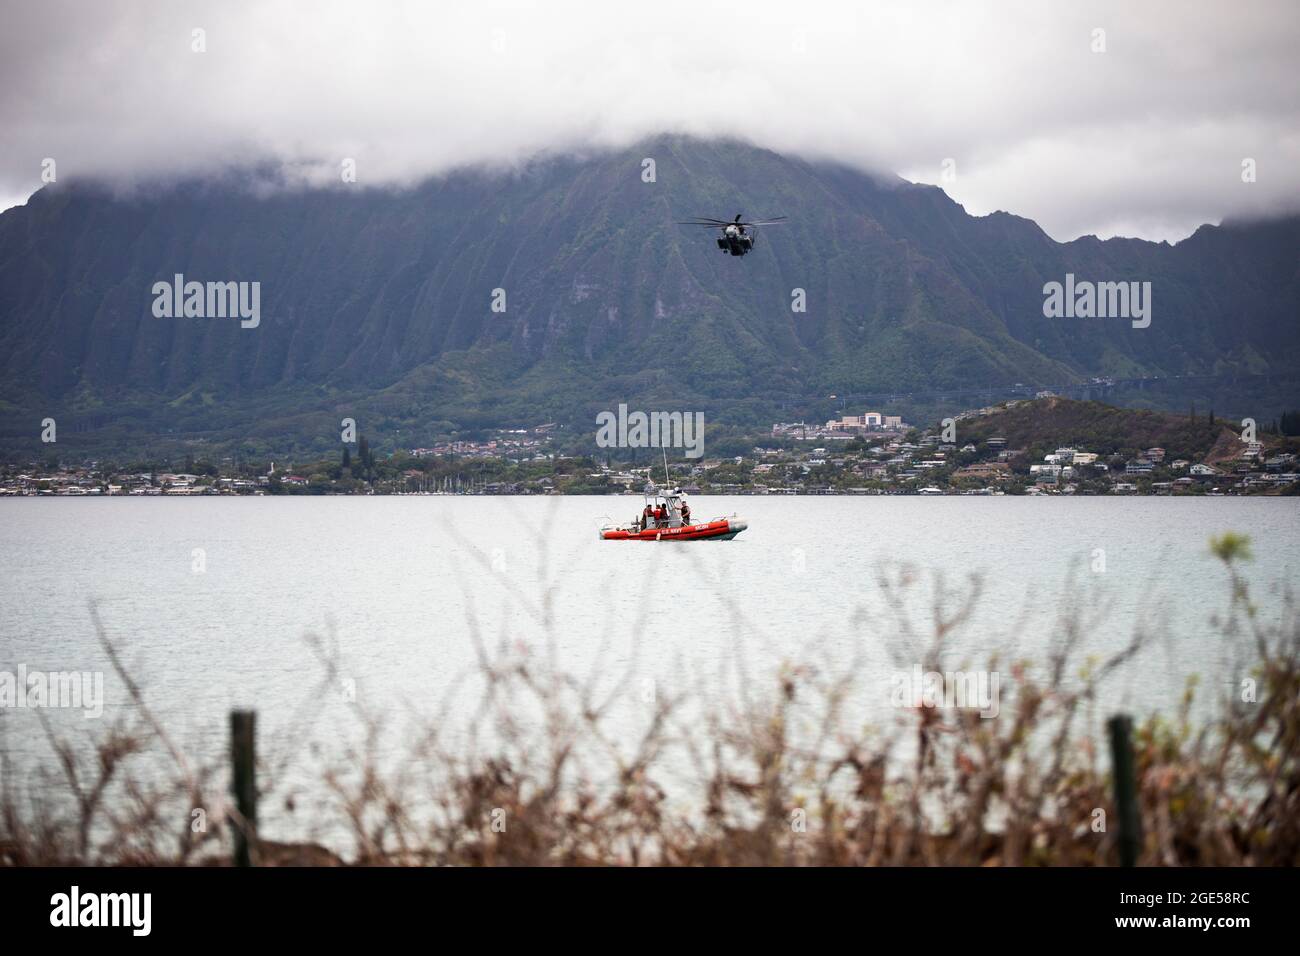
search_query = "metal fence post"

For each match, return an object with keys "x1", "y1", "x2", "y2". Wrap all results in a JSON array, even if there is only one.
[
  {"x1": 230, "y1": 709, "x2": 257, "y2": 867},
  {"x1": 1107, "y1": 714, "x2": 1141, "y2": 867}
]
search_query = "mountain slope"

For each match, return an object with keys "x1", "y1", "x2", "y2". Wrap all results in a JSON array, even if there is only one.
[{"x1": 0, "y1": 136, "x2": 1296, "y2": 456}]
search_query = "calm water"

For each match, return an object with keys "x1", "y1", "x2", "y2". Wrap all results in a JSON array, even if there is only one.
[{"x1": 1, "y1": 496, "x2": 1296, "y2": 832}]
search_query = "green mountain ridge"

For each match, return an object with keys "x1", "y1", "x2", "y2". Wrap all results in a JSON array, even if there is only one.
[{"x1": 0, "y1": 135, "x2": 1296, "y2": 458}]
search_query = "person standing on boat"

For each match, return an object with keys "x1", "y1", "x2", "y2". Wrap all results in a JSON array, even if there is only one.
[{"x1": 680, "y1": 499, "x2": 691, "y2": 525}]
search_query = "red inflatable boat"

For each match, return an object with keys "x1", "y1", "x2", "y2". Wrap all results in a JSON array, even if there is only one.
[
  {"x1": 601, "y1": 516, "x2": 748, "y2": 541},
  {"x1": 599, "y1": 487, "x2": 748, "y2": 541}
]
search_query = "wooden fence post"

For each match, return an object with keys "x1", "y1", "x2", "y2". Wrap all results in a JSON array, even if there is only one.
[
  {"x1": 230, "y1": 709, "x2": 257, "y2": 867},
  {"x1": 1107, "y1": 713, "x2": 1141, "y2": 867}
]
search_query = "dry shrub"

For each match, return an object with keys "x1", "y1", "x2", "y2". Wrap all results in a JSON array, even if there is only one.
[{"x1": 2, "y1": 529, "x2": 1295, "y2": 867}]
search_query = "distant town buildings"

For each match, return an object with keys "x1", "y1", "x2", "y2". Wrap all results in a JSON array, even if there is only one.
[
  {"x1": 825, "y1": 412, "x2": 906, "y2": 432},
  {"x1": 2, "y1": 402, "x2": 1295, "y2": 498},
  {"x1": 773, "y1": 411, "x2": 909, "y2": 440}
]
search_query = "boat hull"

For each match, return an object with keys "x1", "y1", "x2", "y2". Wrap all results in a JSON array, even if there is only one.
[{"x1": 600, "y1": 517, "x2": 747, "y2": 541}]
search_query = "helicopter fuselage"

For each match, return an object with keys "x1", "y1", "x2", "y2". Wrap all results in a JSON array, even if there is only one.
[
  {"x1": 717, "y1": 224, "x2": 755, "y2": 256},
  {"x1": 678, "y1": 213, "x2": 784, "y2": 256}
]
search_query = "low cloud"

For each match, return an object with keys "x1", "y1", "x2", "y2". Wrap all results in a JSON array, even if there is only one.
[{"x1": 1, "y1": 0, "x2": 1296, "y2": 241}]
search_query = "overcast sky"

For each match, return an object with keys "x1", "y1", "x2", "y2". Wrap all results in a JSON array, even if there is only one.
[{"x1": 1, "y1": 0, "x2": 1296, "y2": 241}]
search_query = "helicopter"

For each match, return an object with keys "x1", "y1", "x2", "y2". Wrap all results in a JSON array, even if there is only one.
[{"x1": 676, "y1": 214, "x2": 788, "y2": 257}]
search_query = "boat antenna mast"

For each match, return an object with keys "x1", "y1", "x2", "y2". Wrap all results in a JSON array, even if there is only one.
[{"x1": 662, "y1": 447, "x2": 671, "y2": 488}]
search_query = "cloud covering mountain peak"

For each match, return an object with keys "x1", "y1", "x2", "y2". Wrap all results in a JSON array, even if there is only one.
[{"x1": 1, "y1": 0, "x2": 1297, "y2": 241}]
